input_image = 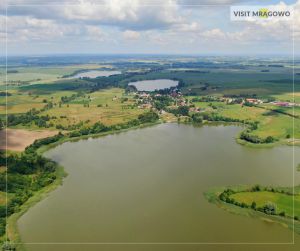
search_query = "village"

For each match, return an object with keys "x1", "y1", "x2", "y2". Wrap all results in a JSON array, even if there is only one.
[{"x1": 130, "y1": 89, "x2": 300, "y2": 115}]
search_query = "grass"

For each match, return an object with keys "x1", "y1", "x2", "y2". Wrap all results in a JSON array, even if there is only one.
[
  {"x1": 272, "y1": 92, "x2": 300, "y2": 103},
  {"x1": 230, "y1": 191, "x2": 300, "y2": 218},
  {"x1": 39, "y1": 88, "x2": 144, "y2": 127},
  {"x1": 1, "y1": 87, "x2": 145, "y2": 128},
  {"x1": 191, "y1": 101, "x2": 300, "y2": 142},
  {"x1": 0, "y1": 191, "x2": 7, "y2": 206},
  {"x1": 0, "y1": 64, "x2": 114, "y2": 85},
  {"x1": 0, "y1": 90, "x2": 77, "y2": 114},
  {"x1": 205, "y1": 186, "x2": 300, "y2": 235}
]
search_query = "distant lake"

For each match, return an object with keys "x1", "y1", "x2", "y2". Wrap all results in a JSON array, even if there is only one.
[
  {"x1": 129, "y1": 79, "x2": 178, "y2": 91},
  {"x1": 73, "y1": 70, "x2": 121, "y2": 78}
]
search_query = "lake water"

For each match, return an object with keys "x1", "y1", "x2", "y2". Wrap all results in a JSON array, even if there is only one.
[
  {"x1": 73, "y1": 70, "x2": 121, "y2": 78},
  {"x1": 18, "y1": 123, "x2": 300, "y2": 251},
  {"x1": 129, "y1": 79, "x2": 178, "y2": 91}
]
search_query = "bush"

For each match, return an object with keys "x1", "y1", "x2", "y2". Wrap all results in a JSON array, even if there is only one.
[
  {"x1": 138, "y1": 111, "x2": 159, "y2": 123},
  {"x1": 251, "y1": 201, "x2": 257, "y2": 209},
  {"x1": 263, "y1": 203, "x2": 276, "y2": 215},
  {"x1": 279, "y1": 211, "x2": 285, "y2": 217}
]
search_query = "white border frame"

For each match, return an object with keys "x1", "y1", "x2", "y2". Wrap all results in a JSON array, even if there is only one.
[{"x1": 3, "y1": 1, "x2": 296, "y2": 247}]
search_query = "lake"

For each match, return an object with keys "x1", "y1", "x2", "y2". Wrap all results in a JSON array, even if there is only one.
[
  {"x1": 18, "y1": 123, "x2": 300, "y2": 251},
  {"x1": 129, "y1": 79, "x2": 178, "y2": 91},
  {"x1": 73, "y1": 70, "x2": 121, "y2": 78}
]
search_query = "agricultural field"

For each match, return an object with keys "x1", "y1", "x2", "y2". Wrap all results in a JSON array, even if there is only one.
[
  {"x1": 2, "y1": 87, "x2": 144, "y2": 129},
  {"x1": 0, "y1": 128, "x2": 58, "y2": 151},
  {"x1": 39, "y1": 88, "x2": 144, "y2": 127},
  {"x1": 0, "y1": 90, "x2": 77, "y2": 115},
  {"x1": 0, "y1": 64, "x2": 114, "y2": 86}
]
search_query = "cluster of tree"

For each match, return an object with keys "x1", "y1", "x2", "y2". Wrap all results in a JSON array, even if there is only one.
[
  {"x1": 0, "y1": 92, "x2": 12, "y2": 96},
  {"x1": 240, "y1": 131, "x2": 276, "y2": 144},
  {"x1": 68, "y1": 111, "x2": 159, "y2": 138},
  {"x1": 60, "y1": 92, "x2": 85, "y2": 104},
  {"x1": 7, "y1": 106, "x2": 58, "y2": 128},
  {"x1": 25, "y1": 132, "x2": 64, "y2": 154},
  {"x1": 191, "y1": 113, "x2": 203, "y2": 123},
  {"x1": 137, "y1": 111, "x2": 159, "y2": 123},
  {"x1": 62, "y1": 69, "x2": 88, "y2": 78},
  {"x1": 224, "y1": 94, "x2": 258, "y2": 98},
  {"x1": 0, "y1": 118, "x2": 3, "y2": 130},
  {"x1": 7, "y1": 109, "x2": 52, "y2": 128},
  {"x1": 200, "y1": 113, "x2": 245, "y2": 123},
  {"x1": 69, "y1": 122, "x2": 109, "y2": 137},
  {"x1": 55, "y1": 121, "x2": 84, "y2": 131},
  {"x1": 0, "y1": 150, "x2": 59, "y2": 240},
  {"x1": 88, "y1": 72, "x2": 138, "y2": 91},
  {"x1": 167, "y1": 106, "x2": 189, "y2": 116},
  {"x1": 249, "y1": 184, "x2": 294, "y2": 196},
  {"x1": 152, "y1": 95, "x2": 173, "y2": 110}
]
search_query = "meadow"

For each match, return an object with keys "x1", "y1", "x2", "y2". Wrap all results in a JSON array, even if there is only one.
[
  {"x1": 39, "y1": 88, "x2": 143, "y2": 127},
  {"x1": 190, "y1": 101, "x2": 300, "y2": 141},
  {"x1": 0, "y1": 64, "x2": 114, "y2": 86},
  {"x1": 229, "y1": 191, "x2": 300, "y2": 218}
]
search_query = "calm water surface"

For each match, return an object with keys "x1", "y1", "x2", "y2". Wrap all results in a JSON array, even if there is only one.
[
  {"x1": 18, "y1": 124, "x2": 300, "y2": 251},
  {"x1": 73, "y1": 70, "x2": 121, "y2": 78},
  {"x1": 129, "y1": 79, "x2": 178, "y2": 91}
]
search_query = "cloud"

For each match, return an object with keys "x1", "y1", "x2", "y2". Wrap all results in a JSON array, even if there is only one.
[
  {"x1": 123, "y1": 30, "x2": 140, "y2": 40},
  {"x1": 85, "y1": 25, "x2": 105, "y2": 41},
  {"x1": 202, "y1": 28, "x2": 226, "y2": 40},
  {"x1": 3, "y1": 0, "x2": 185, "y2": 31},
  {"x1": 0, "y1": 0, "x2": 299, "y2": 55}
]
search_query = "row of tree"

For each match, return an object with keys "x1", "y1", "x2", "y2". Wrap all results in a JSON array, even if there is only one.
[{"x1": 218, "y1": 186, "x2": 299, "y2": 220}]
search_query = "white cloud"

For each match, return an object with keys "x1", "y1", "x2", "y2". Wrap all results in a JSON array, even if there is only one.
[
  {"x1": 0, "y1": 0, "x2": 299, "y2": 54},
  {"x1": 85, "y1": 25, "x2": 105, "y2": 41},
  {"x1": 123, "y1": 30, "x2": 140, "y2": 40},
  {"x1": 202, "y1": 28, "x2": 226, "y2": 40}
]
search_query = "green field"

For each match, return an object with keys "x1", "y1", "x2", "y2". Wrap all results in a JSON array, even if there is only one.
[
  {"x1": 0, "y1": 64, "x2": 113, "y2": 85},
  {"x1": 39, "y1": 88, "x2": 144, "y2": 127},
  {"x1": 191, "y1": 101, "x2": 300, "y2": 141},
  {"x1": 0, "y1": 90, "x2": 77, "y2": 114},
  {"x1": 230, "y1": 191, "x2": 300, "y2": 218}
]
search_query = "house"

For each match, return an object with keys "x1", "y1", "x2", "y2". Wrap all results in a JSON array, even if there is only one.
[
  {"x1": 245, "y1": 98, "x2": 263, "y2": 105},
  {"x1": 272, "y1": 101, "x2": 291, "y2": 107}
]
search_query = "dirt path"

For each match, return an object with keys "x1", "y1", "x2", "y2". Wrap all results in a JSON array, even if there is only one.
[{"x1": 0, "y1": 128, "x2": 58, "y2": 152}]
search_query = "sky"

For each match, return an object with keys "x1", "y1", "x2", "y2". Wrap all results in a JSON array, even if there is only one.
[{"x1": 0, "y1": 0, "x2": 299, "y2": 56}]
